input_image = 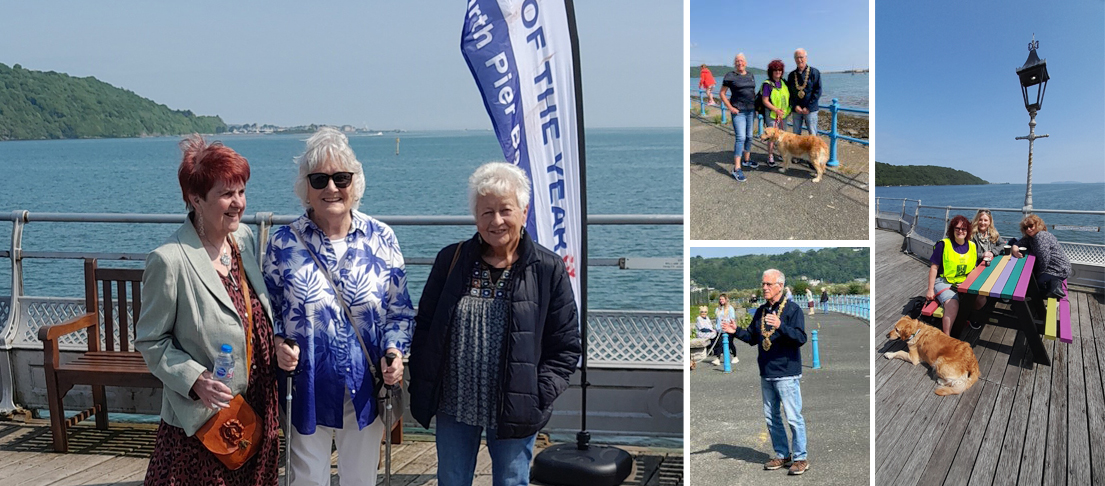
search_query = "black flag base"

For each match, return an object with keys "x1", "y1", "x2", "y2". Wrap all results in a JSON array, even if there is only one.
[{"x1": 531, "y1": 433, "x2": 633, "y2": 486}]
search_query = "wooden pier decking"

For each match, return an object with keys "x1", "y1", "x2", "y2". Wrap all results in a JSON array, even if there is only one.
[
  {"x1": 875, "y1": 229, "x2": 1105, "y2": 485},
  {"x1": 0, "y1": 420, "x2": 682, "y2": 485}
]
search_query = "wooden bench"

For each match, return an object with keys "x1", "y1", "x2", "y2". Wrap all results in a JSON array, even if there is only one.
[
  {"x1": 38, "y1": 259, "x2": 160, "y2": 452},
  {"x1": 39, "y1": 258, "x2": 404, "y2": 452},
  {"x1": 1042, "y1": 279, "x2": 1072, "y2": 343}
]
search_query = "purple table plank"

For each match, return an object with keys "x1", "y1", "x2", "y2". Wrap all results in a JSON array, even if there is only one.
[
  {"x1": 987, "y1": 257, "x2": 1017, "y2": 298},
  {"x1": 1012, "y1": 255, "x2": 1035, "y2": 302},
  {"x1": 999, "y1": 257, "x2": 1027, "y2": 300},
  {"x1": 1058, "y1": 286, "x2": 1071, "y2": 344}
]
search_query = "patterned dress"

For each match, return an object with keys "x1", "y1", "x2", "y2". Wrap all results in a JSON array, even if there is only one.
[
  {"x1": 144, "y1": 244, "x2": 280, "y2": 485},
  {"x1": 440, "y1": 259, "x2": 514, "y2": 428}
]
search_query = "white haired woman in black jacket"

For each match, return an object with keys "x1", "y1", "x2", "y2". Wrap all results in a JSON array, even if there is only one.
[{"x1": 408, "y1": 162, "x2": 581, "y2": 486}]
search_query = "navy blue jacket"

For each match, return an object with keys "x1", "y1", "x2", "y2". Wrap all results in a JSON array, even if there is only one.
[
  {"x1": 733, "y1": 297, "x2": 807, "y2": 378},
  {"x1": 408, "y1": 232, "x2": 580, "y2": 439},
  {"x1": 786, "y1": 66, "x2": 822, "y2": 112}
]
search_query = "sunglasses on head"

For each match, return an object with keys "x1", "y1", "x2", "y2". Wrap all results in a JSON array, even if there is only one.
[{"x1": 307, "y1": 172, "x2": 354, "y2": 190}]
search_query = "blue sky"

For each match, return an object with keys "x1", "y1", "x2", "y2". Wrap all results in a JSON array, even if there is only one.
[
  {"x1": 689, "y1": 0, "x2": 869, "y2": 71},
  {"x1": 876, "y1": 0, "x2": 1105, "y2": 184},
  {"x1": 0, "y1": 1, "x2": 682, "y2": 130}
]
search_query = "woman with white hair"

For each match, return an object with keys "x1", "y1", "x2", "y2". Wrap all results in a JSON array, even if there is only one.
[
  {"x1": 262, "y1": 127, "x2": 415, "y2": 486},
  {"x1": 408, "y1": 162, "x2": 581, "y2": 486}
]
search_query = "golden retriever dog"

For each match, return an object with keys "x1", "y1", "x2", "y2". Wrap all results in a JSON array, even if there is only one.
[
  {"x1": 884, "y1": 316, "x2": 980, "y2": 396},
  {"x1": 760, "y1": 126, "x2": 829, "y2": 182}
]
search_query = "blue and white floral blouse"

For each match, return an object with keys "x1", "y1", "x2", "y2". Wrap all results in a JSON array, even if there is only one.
[{"x1": 263, "y1": 211, "x2": 415, "y2": 434}]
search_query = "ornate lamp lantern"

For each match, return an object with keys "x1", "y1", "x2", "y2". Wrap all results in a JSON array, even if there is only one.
[{"x1": 1015, "y1": 36, "x2": 1049, "y2": 214}]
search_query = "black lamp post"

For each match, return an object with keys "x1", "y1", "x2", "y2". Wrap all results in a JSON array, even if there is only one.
[{"x1": 1015, "y1": 35, "x2": 1049, "y2": 214}]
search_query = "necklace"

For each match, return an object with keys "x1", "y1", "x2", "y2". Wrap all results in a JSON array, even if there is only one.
[
  {"x1": 762, "y1": 298, "x2": 786, "y2": 351},
  {"x1": 794, "y1": 65, "x2": 810, "y2": 99},
  {"x1": 203, "y1": 234, "x2": 231, "y2": 267}
]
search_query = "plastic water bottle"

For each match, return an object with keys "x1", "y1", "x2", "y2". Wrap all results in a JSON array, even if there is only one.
[{"x1": 213, "y1": 344, "x2": 235, "y2": 384}]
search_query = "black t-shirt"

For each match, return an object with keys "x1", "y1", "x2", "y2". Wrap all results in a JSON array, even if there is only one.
[{"x1": 722, "y1": 71, "x2": 756, "y2": 112}]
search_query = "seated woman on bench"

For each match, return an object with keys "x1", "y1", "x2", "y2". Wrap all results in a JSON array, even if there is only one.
[
  {"x1": 970, "y1": 209, "x2": 1002, "y2": 264},
  {"x1": 1011, "y1": 214, "x2": 1072, "y2": 300},
  {"x1": 926, "y1": 215, "x2": 987, "y2": 336}
]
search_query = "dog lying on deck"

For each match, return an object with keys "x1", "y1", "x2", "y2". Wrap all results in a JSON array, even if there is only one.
[
  {"x1": 884, "y1": 316, "x2": 980, "y2": 396},
  {"x1": 759, "y1": 127, "x2": 829, "y2": 182}
]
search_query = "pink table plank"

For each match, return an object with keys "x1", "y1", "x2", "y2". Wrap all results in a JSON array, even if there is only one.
[
  {"x1": 1059, "y1": 298, "x2": 1072, "y2": 343},
  {"x1": 1012, "y1": 255, "x2": 1036, "y2": 301},
  {"x1": 964, "y1": 260, "x2": 1000, "y2": 294},
  {"x1": 986, "y1": 257, "x2": 1018, "y2": 298},
  {"x1": 978, "y1": 256, "x2": 1011, "y2": 296},
  {"x1": 957, "y1": 261, "x2": 989, "y2": 290}
]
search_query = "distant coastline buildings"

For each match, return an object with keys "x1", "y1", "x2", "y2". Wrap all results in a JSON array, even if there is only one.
[{"x1": 225, "y1": 123, "x2": 401, "y2": 135}]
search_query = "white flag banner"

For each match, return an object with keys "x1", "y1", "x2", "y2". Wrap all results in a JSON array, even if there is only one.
[{"x1": 461, "y1": 0, "x2": 583, "y2": 313}]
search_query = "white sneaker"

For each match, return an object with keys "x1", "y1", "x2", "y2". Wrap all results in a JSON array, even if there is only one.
[
  {"x1": 731, "y1": 356, "x2": 740, "y2": 364},
  {"x1": 708, "y1": 357, "x2": 721, "y2": 366}
]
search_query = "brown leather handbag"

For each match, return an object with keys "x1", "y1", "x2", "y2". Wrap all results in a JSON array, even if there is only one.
[
  {"x1": 195, "y1": 395, "x2": 263, "y2": 470},
  {"x1": 194, "y1": 238, "x2": 261, "y2": 470}
]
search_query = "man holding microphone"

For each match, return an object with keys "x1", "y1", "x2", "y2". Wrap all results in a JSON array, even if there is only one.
[{"x1": 732, "y1": 269, "x2": 809, "y2": 476}]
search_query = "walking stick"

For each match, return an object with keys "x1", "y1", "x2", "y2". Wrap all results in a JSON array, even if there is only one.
[
  {"x1": 383, "y1": 352, "x2": 398, "y2": 486},
  {"x1": 282, "y1": 340, "x2": 299, "y2": 486}
]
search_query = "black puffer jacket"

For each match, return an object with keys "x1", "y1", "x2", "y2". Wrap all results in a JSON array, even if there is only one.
[{"x1": 408, "y1": 232, "x2": 580, "y2": 439}]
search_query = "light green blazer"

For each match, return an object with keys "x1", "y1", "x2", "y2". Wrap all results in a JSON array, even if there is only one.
[{"x1": 134, "y1": 221, "x2": 274, "y2": 436}]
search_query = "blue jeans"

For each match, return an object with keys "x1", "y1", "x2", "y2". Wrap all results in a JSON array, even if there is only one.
[
  {"x1": 761, "y1": 376, "x2": 807, "y2": 461},
  {"x1": 821, "y1": 302, "x2": 828, "y2": 314},
  {"x1": 731, "y1": 110, "x2": 754, "y2": 158},
  {"x1": 435, "y1": 413, "x2": 537, "y2": 486},
  {"x1": 791, "y1": 110, "x2": 818, "y2": 135}
]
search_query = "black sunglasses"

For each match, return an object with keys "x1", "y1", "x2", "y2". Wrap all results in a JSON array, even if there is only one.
[{"x1": 307, "y1": 172, "x2": 354, "y2": 190}]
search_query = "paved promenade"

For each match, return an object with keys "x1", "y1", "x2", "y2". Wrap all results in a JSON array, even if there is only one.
[
  {"x1": 690, "y1": 112, "x2": 869, "y2": 240},
  {"x1": 689, "y1": 311, "x2": 870, "y2": 485}
]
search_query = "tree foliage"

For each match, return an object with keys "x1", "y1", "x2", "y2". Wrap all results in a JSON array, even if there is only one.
[
  {"x1": 0, "y1": 63, "x2": 225, "y2": 141},
  {"x1": 690, "y1": 248, "x2": 870, "y2": 292},
  {"x1": 874, "y1": 161, "x2": 989, "y2": 186}
]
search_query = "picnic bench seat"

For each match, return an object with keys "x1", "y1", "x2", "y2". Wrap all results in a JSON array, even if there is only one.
[
  {"x1": 38, "y1": 258, "x2": 404, "y2": 453},
  {"x1": 38, "y1": 259, "x2": 160, "y2": 452}
]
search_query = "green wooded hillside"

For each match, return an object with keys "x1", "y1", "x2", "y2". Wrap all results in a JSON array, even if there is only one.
[
  {"x1": 875, "y1": 161, "x2": 989, "y2": 186},
  {"x1": 690, "y1": 65, "x2": 767, "y2": 79},
  {"x1": 690, "y1": 248, "x2": 869, "y2": 291},
  {"x1": 0, "y1": 63, "x2": 225, "y2": 141}
]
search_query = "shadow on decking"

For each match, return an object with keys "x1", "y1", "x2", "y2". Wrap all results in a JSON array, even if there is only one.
[
  {"x1": 875, "y1": 229, "x2": 1105, "y2": 486},
  {"x1": 0, "y1": 420, "x2": 683, "y2": 485}
]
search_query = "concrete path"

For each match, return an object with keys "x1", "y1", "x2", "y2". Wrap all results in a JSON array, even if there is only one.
[
  {"x1": 690, "y1": 112, "x2": 869, "y2": 240},
  {"x1": 689, "y1": 311, "x2": 871, "y2": 485}
]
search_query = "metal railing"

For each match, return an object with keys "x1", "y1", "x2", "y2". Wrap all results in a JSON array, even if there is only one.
[
  {"x1": 0, "y1": 210, "x2": 683, "y2": 415},
  {"x1": 691, "y1": 87, "x2": 869, "y2": 167},
  {"x1": 793, "y1": 295, "x2": 871, "y2": 321},
  {"x1": 876, "y1": 197, "x2": 1105, "y2": 290}
]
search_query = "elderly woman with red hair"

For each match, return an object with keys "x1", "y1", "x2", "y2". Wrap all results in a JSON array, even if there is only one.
[
  {"x1": 761, "y1": 59, "x2": 791, "y2": 167},
  {"x1": 135, "y1": 135, "x2": 298, "y2": 485},
  {"x1": 925, "y1": 215, "x2": 987, "y2": 336}
]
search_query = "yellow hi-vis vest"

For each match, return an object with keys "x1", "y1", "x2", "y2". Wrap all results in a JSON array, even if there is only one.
[
  {"x1": 941, "y1": 238, "x2": 977, "y2": 284},
  {"x1": 764, "y1": 80, "x2": 792, "y2": 121}
]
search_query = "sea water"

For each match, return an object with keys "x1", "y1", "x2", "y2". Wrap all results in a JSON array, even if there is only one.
[
  {"x1": 0, "y1": 128, "x2": 682, "y2": 310},
  {"x1": 691, "y1": 72, "x2": 869, "y2": 111},
  {"x1": 876, "y1": 184, "x2": 1105, "y2": 245}
]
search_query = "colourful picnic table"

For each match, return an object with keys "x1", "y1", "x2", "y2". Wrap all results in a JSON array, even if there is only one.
[{"x1": 955, "y1": 254, "x2": 1052, "y2": 365}]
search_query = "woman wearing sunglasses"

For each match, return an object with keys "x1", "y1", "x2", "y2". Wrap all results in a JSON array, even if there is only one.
[
  {"x1": 925, "y1": 215, "x2": 987, "y2": 336},
  {"x1": 263, "y1": 127, "x2": 415, "y2": 486}
]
